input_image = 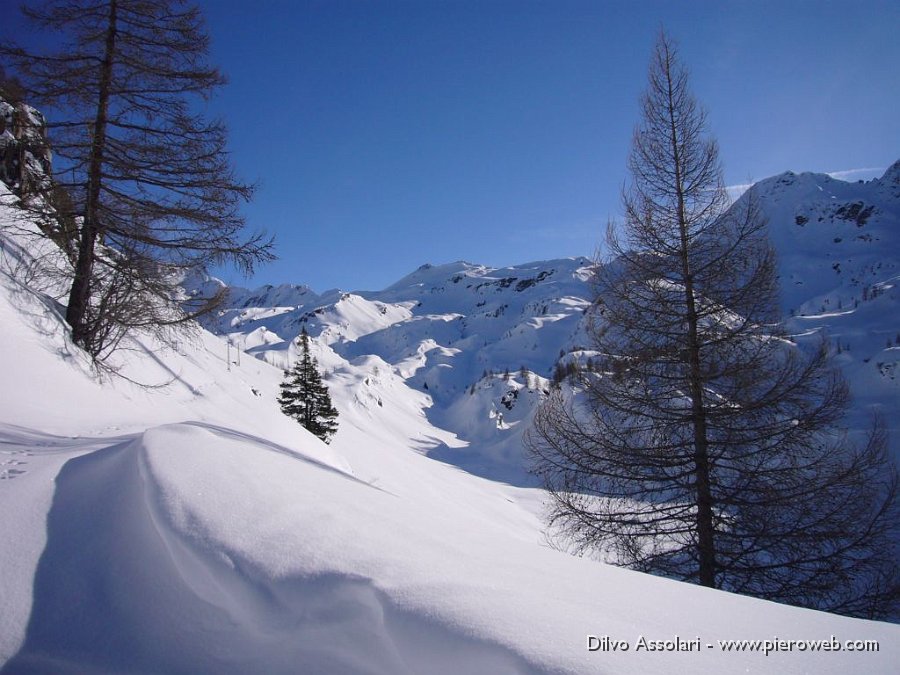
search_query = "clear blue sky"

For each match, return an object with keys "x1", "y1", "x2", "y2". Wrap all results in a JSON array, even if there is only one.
[{"x1": 7, "y1": 1, "x2": 900, "y2": 292}]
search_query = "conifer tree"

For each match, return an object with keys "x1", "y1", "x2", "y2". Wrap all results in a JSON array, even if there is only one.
[
  {"x1": 527, "y1": 32, "x2": 899, "y2": 619},
  {"x1": 1, "y1": 0, "x2": 273, "y2": 362},
  {"x1": 279, "y1": 328, "x2": 339, "y2": 444}
]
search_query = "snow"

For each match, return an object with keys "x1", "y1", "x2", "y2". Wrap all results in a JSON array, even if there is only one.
[
  {"x1": 2, "y1": 175, "x2": 900, "y2": 672},
  {"x1": 735, "y1": 166, "x2": 900, "y2": 451}
]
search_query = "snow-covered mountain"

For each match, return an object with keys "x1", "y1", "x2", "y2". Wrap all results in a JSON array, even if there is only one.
[
  {"x1": 188, "y1": 257, "x2": 597, "y2": 486},
  {"x1": 3, "y1": 163, "x2": 900, "y2": 673},
  {"x1": 744, "y1": 161, "x2": 900, "y2": 445},
  {"x1": 193, "y1": 162, "x2": 900, "y2": 475}
]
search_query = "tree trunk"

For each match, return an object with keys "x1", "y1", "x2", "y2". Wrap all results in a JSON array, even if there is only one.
[
  {"x1": 65, "y1": 0, "x2": 117, "y2": 346},
  {"x1": 663, "y1": 45, "x2": 717, "y2": 588}
]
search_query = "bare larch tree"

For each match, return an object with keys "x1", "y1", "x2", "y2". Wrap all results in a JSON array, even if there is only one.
[
  {"x1": 527, "y1": 32, "x2": 899, "y2": 619},
  {"x1": 1, "y1": 0, "x2": 273, "y2": 362}
]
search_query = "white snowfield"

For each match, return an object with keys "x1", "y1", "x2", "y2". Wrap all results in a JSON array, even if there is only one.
[{"x1": 2, "y1": 178, "x2": 899, "y2": 673}]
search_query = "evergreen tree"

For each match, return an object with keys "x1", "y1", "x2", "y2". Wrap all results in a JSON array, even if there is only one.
[
  {"x1": 527, "y1": 32, "x2": 899, "y2": 619},
  {"x1": 279, "y1": 329, "x2": 339, "y2": 444}
]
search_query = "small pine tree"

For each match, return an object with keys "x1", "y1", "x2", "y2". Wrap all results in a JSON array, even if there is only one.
[
  {"x1": 279, "y1": 329, "x2": 338, "y2": 443},
  {"x1": 551, "y1": 362, "x2": 566, "y2": 387}
]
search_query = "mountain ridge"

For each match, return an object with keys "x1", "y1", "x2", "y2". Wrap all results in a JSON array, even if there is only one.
[{"x1": 193, "y1": 163, "x2": 900, "y2": 478}]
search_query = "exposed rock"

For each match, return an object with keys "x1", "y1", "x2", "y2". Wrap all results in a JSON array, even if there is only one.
[{"x1": 0, "y1": 94, "x2": 52, "y2": 197}]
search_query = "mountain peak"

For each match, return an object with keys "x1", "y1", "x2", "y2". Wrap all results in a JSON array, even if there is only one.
[{"x1": 877, "y1": 160, "x2": 900, "y2": 199}]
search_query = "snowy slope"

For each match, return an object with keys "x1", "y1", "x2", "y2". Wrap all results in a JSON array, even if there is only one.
[
  {"x1": 194, "y1": 163, "x2": 900, "y2": 483},
  {"x1": 4, "y1": 182, "x2": 900, "y2": 672},
  {"x1": 192, "y1": 257, "x2": 596, "y2": 485},
  {"x1": 739, "y1": 161, "x2": 900, "y2": 447}
]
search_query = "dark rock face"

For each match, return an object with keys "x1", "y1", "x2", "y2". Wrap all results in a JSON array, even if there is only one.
[{"x1": 0, "y1": 94, "x2": 52, "y2": 196}]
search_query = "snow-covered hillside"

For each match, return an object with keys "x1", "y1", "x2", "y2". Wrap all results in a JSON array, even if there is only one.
[
  {"x1": 2, "y1": 163, "x2": 900, "y2": 673},
  {"x1": 743, "y1": 161, "x2": 900, "y2": 445},
  {"x1": 194, "y1": 162, "x2": 900, "y2": 474},
  {"x1": 190, "y1": 257, "x2": 596, "y2": 486}
]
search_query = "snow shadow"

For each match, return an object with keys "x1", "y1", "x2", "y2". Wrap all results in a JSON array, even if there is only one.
[
  {"x1": 425, "y1": 440, "x2": 539, "y2": 488},
  {"x1": 3, "y1": 436, "x2": 544, "y2": 674}
]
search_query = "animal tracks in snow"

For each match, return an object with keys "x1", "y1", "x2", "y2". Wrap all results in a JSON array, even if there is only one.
[
  {"x1": 0, "y1": 450, "x2": 30, "y2": 480},
  {"x1": 0, "y1": 424, "x2": 136, "y2": 482}
]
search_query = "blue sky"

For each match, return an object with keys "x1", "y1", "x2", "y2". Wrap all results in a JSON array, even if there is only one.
[{"x1": 7, "y1": 1, "x2": 900, "y2": 292}]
